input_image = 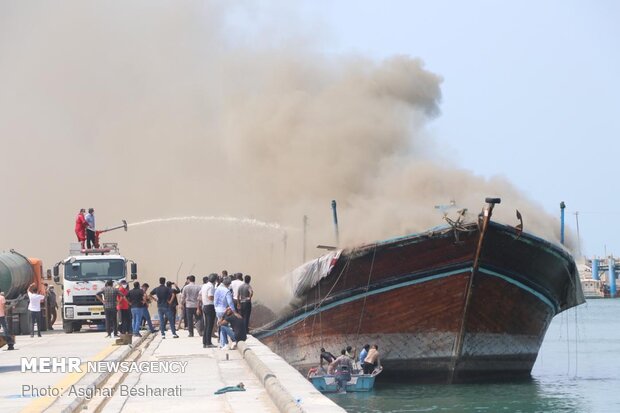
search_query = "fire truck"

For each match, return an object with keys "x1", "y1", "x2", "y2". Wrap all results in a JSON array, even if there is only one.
[{"x1": 53, "y1": 221, "x2": 137, "y2": 333}]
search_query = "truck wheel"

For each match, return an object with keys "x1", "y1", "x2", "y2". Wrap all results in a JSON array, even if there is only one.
[
  {"x1": 63, "y1": 321, "x2": 74, "y2": 334},
  {"x1": 72, "y1": 322, "x2": 82, "y2": 332}
]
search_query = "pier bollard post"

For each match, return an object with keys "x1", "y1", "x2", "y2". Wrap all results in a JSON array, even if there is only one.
[
  {"x1": 592, "y1": 258, "x2": 599, "y2": 281},
  {"x1": 609, "y1": 257, "x2": 617, "y2": 298}
]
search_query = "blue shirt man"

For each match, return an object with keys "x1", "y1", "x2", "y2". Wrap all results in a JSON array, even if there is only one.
[
  {"x1": 359, "y1": 344, "x2": 370, "y2": 366},
  {"x1": 85, "y1": 209, "x2": 95, "y2": 230},
  {"x1": 85, "y1": 208, "x2": 96, "y2": 248},
  {"x1": 214, "y1": 276, "x2": 235, "y2": 319}
]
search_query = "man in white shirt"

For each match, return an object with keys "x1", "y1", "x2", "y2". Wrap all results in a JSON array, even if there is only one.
[
  {"x1": 230, "y1": 273, "x2": 244, "y2": 310},
  {"x1": 27, "y1": 283, "x2": 45, "y2": 337},
  {"x1": 200, "y1": 273, "x2": 217, "y2": 348}
]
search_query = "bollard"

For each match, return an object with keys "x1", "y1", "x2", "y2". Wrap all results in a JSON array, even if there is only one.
[
  {"x1": 609, "y1": 257, "x2": 617, "y2": 298},
  {"x1": 592, "y1": 258, "x2": 600, "y2": 281}
]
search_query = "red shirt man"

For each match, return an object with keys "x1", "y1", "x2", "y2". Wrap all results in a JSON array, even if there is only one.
[
  {"x1": 117, "y1": 284, "x2": 129, "y2": 310},
  {"x1": 116, "y1": 282, "x2": 131, "y2": 335},
  {"x1": 74, "y1": 209, "x2": 88, "y2": 248}
]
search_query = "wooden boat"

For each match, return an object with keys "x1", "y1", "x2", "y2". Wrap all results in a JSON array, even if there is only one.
[
  {"x1": 254, "y1": 199, "x2": 585, "y2": 383},
  {"x1": 308, "y1": 366, "x2": 383, "y2": 393}
]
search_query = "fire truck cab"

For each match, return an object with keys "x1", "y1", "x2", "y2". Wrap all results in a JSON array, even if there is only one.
[{"x1": 53, "y1": 243, "x2": 137, "y2": 334}]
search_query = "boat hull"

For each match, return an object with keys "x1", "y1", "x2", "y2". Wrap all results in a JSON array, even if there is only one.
[
  {"x1": 255, "y1": 222, "x2": 584, "y2": 383},
  {"x1": 309, "y1": 373, "x2": 377, "y2": 393}
]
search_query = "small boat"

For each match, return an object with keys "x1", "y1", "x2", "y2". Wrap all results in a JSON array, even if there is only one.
[
  {"x1": 578, "y1": 259, "x2": 615, "y2": 298},
  {"x1": 581, "y1": 278, "x2": 605, "y2": 299},
  {"x1": 307, "y1": 366, "x2": 383, "y2": 393}
]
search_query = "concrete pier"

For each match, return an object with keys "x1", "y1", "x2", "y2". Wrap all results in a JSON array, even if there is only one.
[{"x1": 0, "y1": 325, "x2": 344, "y2": 413}]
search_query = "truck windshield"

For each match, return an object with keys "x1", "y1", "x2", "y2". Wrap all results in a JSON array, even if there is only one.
[{"x1": 64, "y1": 259, "x2": 125, "y2": 281}]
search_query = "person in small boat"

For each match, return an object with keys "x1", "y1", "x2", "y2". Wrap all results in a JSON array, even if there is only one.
[
  {"x1": 363, "y1": 344, "x2": 381, "y2": 374},
  {"x1": 345, "y1": 345, "x2": 358, "y2": 371},
  {"x1": 319, "y1": 348, "x2": 336, "y2": 373},
  {"x1": 358, "y1": 344, "x2": 370, "y2": 369},
  {"x1": 346, "y1": 345, "x2": 356, "y2": 360},
  {"x1": 332, "y1": 349, "x2": 353, "y2": 392},
  {"x1": 334, "y1": 349, "x2": 353, "y2": 372}
]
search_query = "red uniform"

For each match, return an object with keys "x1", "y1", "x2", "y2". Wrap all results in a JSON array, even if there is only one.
[
  {"x1": 116, "y1": 286, "x2": 130, "y2": 310},
  {"x1": 117, "y1": 285, "x2": 131, "y2": 334},
  {"x1": 74, "y1": 212, "x2": 88, "y2": 248}
]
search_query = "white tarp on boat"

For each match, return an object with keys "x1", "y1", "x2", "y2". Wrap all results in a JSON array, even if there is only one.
[{"x1": 288, "y1": 250, "x2": 342, "y2": 297}]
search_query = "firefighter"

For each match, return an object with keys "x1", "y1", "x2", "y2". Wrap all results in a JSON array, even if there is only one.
[
  {"x1": 85, "y1": 208, "x2": 97, "y2": 249},
  {"x1": 74, "y1": 208, "x2": 88, "y2": 249}
]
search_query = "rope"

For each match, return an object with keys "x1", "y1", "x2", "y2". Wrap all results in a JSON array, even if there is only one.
[
  {"x1": 315, "y1": 254, "x2": 352, "y2": 310},
  {"x1": 315, "y1": 255, "x2": 352, "y2": 348},
  {"x1": 574, "y1": 306, "x2": 579, "y2": 377},
  {"x1": 565, "y1": 311, "x2": 571, "y2": 376},
  {"x1": 355, "y1": 244, "x2": 377, "y2": 338},
  {"x1": 309, "y1": 280, "x2": 317, "y2": 339},
  {"x1": 318, "y1": 270, "x2": 322, "y2": 348},
  {"x1": 443, "y1": 214, "x2": 477, "y2": 242}
]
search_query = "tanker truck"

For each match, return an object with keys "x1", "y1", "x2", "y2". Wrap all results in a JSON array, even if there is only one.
[
  {"x1": 53, "y1": 242, "x2": 137, "y2": 334},
  {"x1": 0, "y1": 250, "x2": 47, "y2": 336}
]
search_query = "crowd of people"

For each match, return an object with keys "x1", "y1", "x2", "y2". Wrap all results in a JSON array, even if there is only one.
[{"x1": 95, "y1": 270, "x2": 254, "y2": 350}]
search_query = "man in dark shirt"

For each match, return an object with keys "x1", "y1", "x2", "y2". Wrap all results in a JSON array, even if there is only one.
[
  {"x1": 150, "y1": 277, "x2": 179, "y2": 339},
  {"x1": 128, "y1": 281, "x2": 145, "y2": 337},
  {"x1": 166, "y1": 281, "x2": 180, "y2": 329},
  {"x1": 320, "y1": 348, "x2": 336, "y2": 373},
  {"x1": 47, "y1": 286, "x2": 58, "y2": 329},
  {"x1": 217, "y1": 306, "x2": 246, "y2": 349},
  {"x1": 237, "y1": 275, "x2": 253, "y2": 334},
  {"x1": 96, "y1": 280, "x2": 119, "y2": 338}
]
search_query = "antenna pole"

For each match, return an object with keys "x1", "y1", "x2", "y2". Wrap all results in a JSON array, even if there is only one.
[
  {"x1": 560, "y1": 201, "x2": 566, "y2": 245},
  {"x1": 302, "y1": 215, "x2": 308, "y2": 262},
  {"x1": 575, "y1": 211, "x2": 581, "y2": 257},
  {"x1": 175, "y1": 262, "x2": 183, "y2": 284},
  {"x1": 283, "y1": 231, "x2": 288, "y2": 273},
  {"x1": 331, "y1": 200, "x2": 340, "y2": 246}
]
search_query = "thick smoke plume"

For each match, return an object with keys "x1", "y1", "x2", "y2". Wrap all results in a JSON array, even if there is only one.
[{"x1": 0, "y1": 2, "x2": 572, "y2": 309}]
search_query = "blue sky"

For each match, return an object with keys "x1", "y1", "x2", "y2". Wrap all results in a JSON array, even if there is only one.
[{"x1": 286, "y1": 0, "x2": 620, "y2": 257}]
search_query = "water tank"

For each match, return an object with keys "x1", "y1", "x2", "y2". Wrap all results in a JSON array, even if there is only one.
[{"x1": 0, "y1": 251, "x2": 35, "y2": 300}]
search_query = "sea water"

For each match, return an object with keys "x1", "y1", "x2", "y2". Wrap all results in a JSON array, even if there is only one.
[{"x1": 328, "y1": 299, "x2": 620, "y2": 412}]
